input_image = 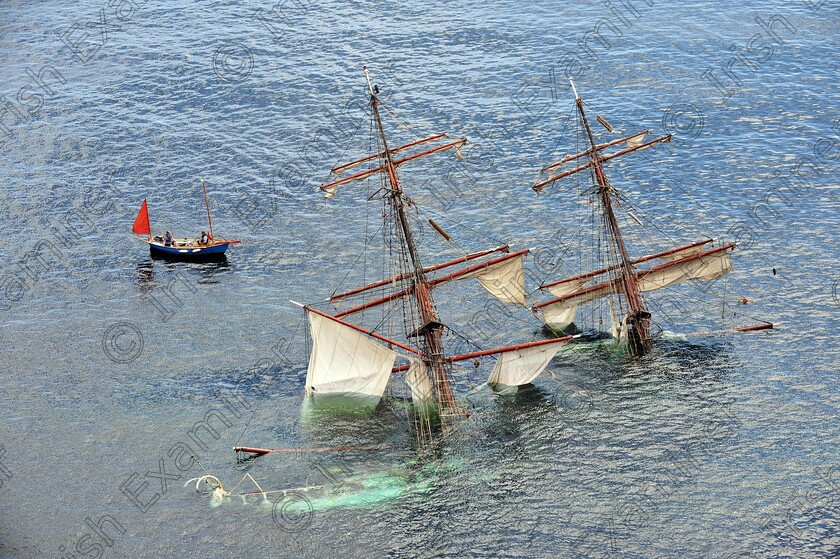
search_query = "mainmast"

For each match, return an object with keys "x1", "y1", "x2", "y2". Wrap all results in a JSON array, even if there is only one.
[
  {"x1": 570, "y1": 79, "x2": 652, "y2": 354},
  {"x1": 363, "y1": 67, "x2": 457, "y2": 411}
]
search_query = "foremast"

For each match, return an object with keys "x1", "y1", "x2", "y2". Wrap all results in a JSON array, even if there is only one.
[
  {"x1": 570, "y1": 80, "x2": 652, "y2": 354},
  {"x1": 364, "y1": 67, "x2": 457, "y2": 412}
]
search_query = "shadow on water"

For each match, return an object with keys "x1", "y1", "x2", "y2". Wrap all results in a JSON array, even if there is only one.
[
  {"x1": 537, "y1": 317, "x2": 737, "y2": 374},
  {"x1": 135, "y1": 257, "x2": 155, "y2": 293},
  {"x1": 134, "y1": 253, "x2": 231, "y2": 288}
]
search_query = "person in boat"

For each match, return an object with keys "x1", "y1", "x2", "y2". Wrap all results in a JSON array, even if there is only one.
[
  {"x1": 200, "y1": 230, "x2": 211, "y2": 245},
  {"x1": 164, "y1": 231, "x2": 174, "y2": 247}
]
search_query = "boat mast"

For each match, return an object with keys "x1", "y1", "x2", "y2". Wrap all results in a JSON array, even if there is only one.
[
  {"x1": 570, "y1": 78, "x2": 652, "y2": 353},
  {"x1": 201, "y1": 178, "x2": 214, "y2": 241},
  {"x1": 364, "y1": 67, "x2": 457, "y2": 411}
]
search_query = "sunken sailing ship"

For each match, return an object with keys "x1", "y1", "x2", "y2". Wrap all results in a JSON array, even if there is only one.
[
  {"x1": 298, "y1": 68, "x2": 570, "y2": 442},
  {"x1": 531, "y1": 79, "x2": 770, "y2": 355}
]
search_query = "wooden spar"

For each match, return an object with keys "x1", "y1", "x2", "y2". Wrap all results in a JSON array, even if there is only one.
[
  {"x1": 390, "y1": 336, "x2": 573, "y2": 373},
  {"x1": 541, "y1": 130, "x2": 650, "y2": 171},
  {"x1": 596, "y1": 115, "x2": 615, "y2": 132},
  {"x1": 234, "y1": 445, "x2": 386, "y2": 455},
  {"x1": 734, "y1": 323, "x2": 773, "y2": 332},
  {"x1": 320, "y1": 137, "x2": 467, "y2": 192},
  {"x1": 597, "y1": 134, "x2": 672, "y2": 165},
  {"x1": 533, "y1": 276, "x2": 618, "y2": 310},
  {"x1": 365, "y1": 66, "x2": 457, "y2": 411},
  {"x1": 330, "y1": 245, "x2": 509, "y2": 302},
  {"x1": 678, "y1": 323, "x2": 774, "y2": 337},
  {"x1": 572, "y1": 82, "x2": 652, "y2": 353},
  {"x1": 305, "y1": 306, "x2": 425, "y2": 356},
  {"x1": 331, "y1": 133, "x2": 446, "y2": 174},
  {"x1": 333, "y1": 284, "x2": 413, "y2": 318},
  {"x1": 533, "y1": 133, "x2": 671, "y2": 192},
  {"x1": 533, "y1": 160, "x2": 591, "y2": 191},
  {"x1": 639, "y1": 243, "x2": 734, "y2": 275},
  {"x1": 332, "y1": 249, "x2": 529, "y2": 319},
  {"x1": 540, "y1": 240, "x2": 713, "y2": 290},
  {"x1": 428, "y1": 219, "x2": 451, "y2": 241},
  {"x1": 200, "y1": 178, "x2": 214, "y2": 240},
  {"x1": 533, "y1": 244, "x2": 735, "y2": 310},
  {"x1": 429, "y1": 249, "x2": 529, "y2": 286},
  {"x1": 446, "y1": 336, "x2": 572, "y2": 362}
]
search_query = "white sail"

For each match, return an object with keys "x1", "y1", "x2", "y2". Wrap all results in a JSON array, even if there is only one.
[
  {"x1": 305, "y1": 311, "x2": 398, "y2": 398},
  {"x1": 626, "y1": 131, "x2": 647, "y2": 148},
  {"x1": 540, "y1": 281, "x2": 618, "y2": 330},
  {"x1": 543, "y1": 241, "x2": 713, "y2": 299},
  {"x1": 637, "y1": 250, "x2": 733, "y2": 292},
  {"x1": 541, "y1": 302, "x2": 579, "y2": 330},
  {"x1": 405, "y1": 358, "x2": 434, "y2": 406},
  {"x1": 546, "y1": 277, "x2": 590, "y2": 298},
  {"x1": 461, "y1": 254, "x2": 526, "y2": 305},
  {"x1": 487, "y1": 339, "x2": 568, "y2": 388},
  {"x1": 323, "y1": 183, "x2": 338, "y2": 200},
  {"x1": 331, "y1": 160, "x2": 364, "y2": 178},
  {"x1": 539, "y1": 248, "x2": 733, "y2": 329}
]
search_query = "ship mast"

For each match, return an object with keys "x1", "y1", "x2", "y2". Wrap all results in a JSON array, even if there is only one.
[
  {"x1": 570, "y1": 79, "x2": 652, "y2": 354},
  {"x1": 363, "y1": 67, "x2": 457, "y2": 411},
  {"x1": 200, "y1": 178, "x2": 214, "y2": 241}
]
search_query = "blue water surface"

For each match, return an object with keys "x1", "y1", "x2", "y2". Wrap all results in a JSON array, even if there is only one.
[{"x1": 0, "y1": 1, "x2": 837, "y2": 557}]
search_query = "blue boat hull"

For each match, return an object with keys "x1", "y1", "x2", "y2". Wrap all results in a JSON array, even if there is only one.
[{"x1": 149, "y1": 241, "x2": 231, "y2": 261}]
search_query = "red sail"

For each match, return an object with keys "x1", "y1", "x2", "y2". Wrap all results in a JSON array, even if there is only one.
[{"x1": 132, "y1": 199, "x2": 151, "y2": 235}]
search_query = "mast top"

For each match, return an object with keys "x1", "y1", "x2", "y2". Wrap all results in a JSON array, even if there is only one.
[
  {"x1": 363, "y1": 65, "x2": 377, "y2": 99},
  {"x1": 569, "y1": 77, "x2": 579, "y2": 101}
]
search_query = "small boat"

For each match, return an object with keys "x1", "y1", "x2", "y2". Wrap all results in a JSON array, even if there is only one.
[{"x1": 131, "y1": 179, "x2": 241, "y2": 260}]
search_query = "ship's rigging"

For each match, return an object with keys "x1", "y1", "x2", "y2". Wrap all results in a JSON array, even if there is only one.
[
  {"x1": 302, "y1": 67, "x2": 570, "y2": 445},
  {"x1": 531, "y1": 79, "x2": 769, "y2": 354}
]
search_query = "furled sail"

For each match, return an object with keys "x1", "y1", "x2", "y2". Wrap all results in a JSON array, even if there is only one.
[
  {"x1": 330, "y1": 134, "x2": 446, "y2": 177},
  {"x1": 460, "y1": 254, "x2": 526, "y2": 305},
  {"x1": 658, "y1": 242, "x2": 712, "y2": 262},
  {"x1": 537, "y1": 245, "x2": 734, "y2": 330},
  {"x1": 320, "y1": 137, "x2": 467, "y2": 201},
  {"x1": 487, "y1": 338, "x2": 568, "y2": 388},
  {"x1": 305, "y1": 311, "x2": 398, "y2": 398}
]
